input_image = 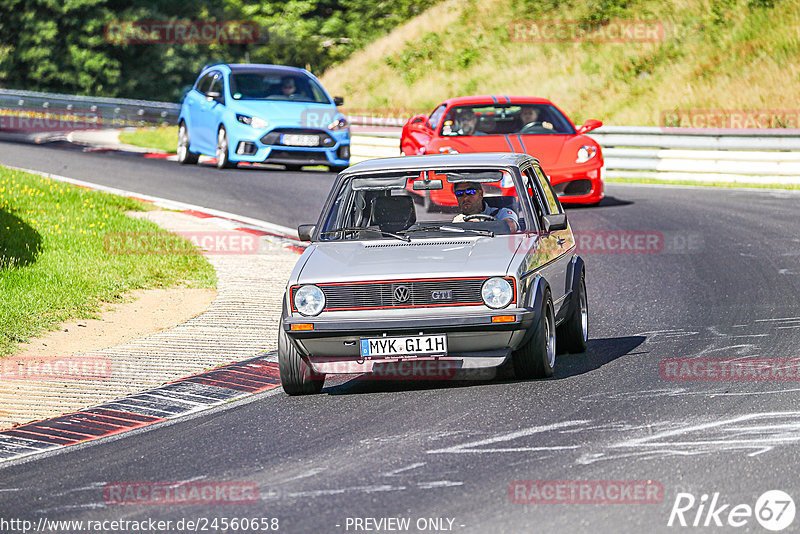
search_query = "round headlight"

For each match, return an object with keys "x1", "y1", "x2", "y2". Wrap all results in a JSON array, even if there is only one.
[
  {"x1": 482, "y1": 277, "x2": 513, "y2": 309},
  {"x1": 294, "y1": 285, "x2": 325, "y2": 316}
]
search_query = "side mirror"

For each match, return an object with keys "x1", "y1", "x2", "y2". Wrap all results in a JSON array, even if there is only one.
[
  {"x1": 576, "y1": 119, "x2": 602, "y2": 134},
  {"x1": 297, "y1": 224, "x2": 316, "y2": 242},
  {"x1": 333, "y1": 96, "x2": 344, "y2": 106},
  {"x1": 206, "y1": 91, "x2": 223, "y2": 104},
  {"x1": 542, "y1": 213, "x2": 568, "y2": 232}
]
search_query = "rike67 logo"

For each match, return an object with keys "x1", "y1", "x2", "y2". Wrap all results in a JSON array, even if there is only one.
[{"x1": 668, "y1": 490, "x2": 795, "y2": 531}]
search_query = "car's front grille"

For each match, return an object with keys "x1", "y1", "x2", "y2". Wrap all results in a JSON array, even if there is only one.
[
  {"x1": 553, "y1": 179, "x2": 592, "y2": 196},
  {"x1": 292, "y1": 277, "x2": 514, "y2": 312}
]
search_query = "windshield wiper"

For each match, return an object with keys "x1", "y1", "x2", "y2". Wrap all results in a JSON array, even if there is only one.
[
  {"x1": 320, "y1": 227, "x2": 411, "y2": 242},
  {"x1": 401, "y1": 225, "x2": 494, "y2": 237}
]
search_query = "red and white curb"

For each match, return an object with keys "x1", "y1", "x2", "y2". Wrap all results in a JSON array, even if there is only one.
[{"x1": 0, "y1": 357, "x2": 281, "y2": 464}]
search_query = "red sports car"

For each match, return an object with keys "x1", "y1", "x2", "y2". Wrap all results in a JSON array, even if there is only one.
[{"x1": 401, "y1": 96, "x2": 604, "y2": 205}]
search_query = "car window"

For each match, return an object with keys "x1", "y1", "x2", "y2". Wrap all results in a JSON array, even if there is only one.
[
  {"x1": 229, "y1": 69, "x2": 331, "y2": 104},
  {"x1": 207, "y1": 74, "x2": 224, "y2": 98},
  {"x1": 440, "y1": 104, "x2": 575, "y2": 136},
  {"x1": 195, "y1": 72, "x2": 215, "y2": 94},
  {"x1": 429, "y1": 105, "x2": 446, "y2": 130},
  {"x1": 532, "y1": 165, "x2": 563, "y2": 214},
  {"x1": 521, "y1": 167, "x2": 545, "y2": 231},
  {"x1": 319, "y1": 168, "x2": 525, "y2": 240}
]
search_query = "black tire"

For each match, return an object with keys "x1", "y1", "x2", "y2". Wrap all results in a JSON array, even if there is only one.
[
  {"x1": 215, "y1": 126, "x2": 235, "y2": 169},
  {"x1": 277, "y1": 320, "x2": 324, "y2": 395},
  {"x1": 176, "y1": 122, "x2": 198, "y2": 164},
  {"x1": 285, "y1": 164, "x2": 302, "y2": 172},
  {"x1": 512, "y1": 289, "x2": 556, "y2": 379},
  {"x1": 557, "y1": 271, "x2": 588, "y2": 354}
]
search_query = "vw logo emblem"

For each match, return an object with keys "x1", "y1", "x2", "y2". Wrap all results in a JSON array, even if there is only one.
[{"x1": 393, "y1": 285, "x2": 410, "y2": 303}]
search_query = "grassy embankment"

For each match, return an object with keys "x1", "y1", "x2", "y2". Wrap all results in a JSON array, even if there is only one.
[
  {"x1": 321, "y1": 0, "x2": 800, "y2": 126},
  {"x1": 0, "y1": 166, "x2": 216, "y2": 356},
  {"x1": 119, "y1": 126, "x2": 178, "y2": 153}
]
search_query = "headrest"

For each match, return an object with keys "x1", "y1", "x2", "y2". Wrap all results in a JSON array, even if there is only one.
[{"x1": 371, "y1": 196, "x2": 416, "y2": 233}]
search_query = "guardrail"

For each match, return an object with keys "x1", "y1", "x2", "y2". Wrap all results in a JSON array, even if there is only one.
[
  {"x1": 0, "y1": 88, "x2": 180, "y2": 128},
  {"x1": 348, "y1": 121, "x2": 800, "y2": 184},
  {"x1": 2, "y1": 89, "x2": 799, "y2": 183}
]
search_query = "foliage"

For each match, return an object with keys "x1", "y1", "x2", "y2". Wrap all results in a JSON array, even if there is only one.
[{"x1": 0, "y1": 0, "x2": 439, "y2": 102}]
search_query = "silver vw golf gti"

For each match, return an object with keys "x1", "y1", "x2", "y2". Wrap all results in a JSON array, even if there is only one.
[{"x1": 279, "y1": 153, "x2": 588, "y2": 394}]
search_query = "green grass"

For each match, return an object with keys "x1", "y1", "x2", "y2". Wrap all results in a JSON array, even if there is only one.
[
  {"x1": 606, "y1": 176, "x2": 800, "y2": 190},
  {"x1": 0, "y1": 166, "x2": 216, "y2": 356},
  {"x1": 119, "y1": 126, "x2": 178, "y2": 153}
]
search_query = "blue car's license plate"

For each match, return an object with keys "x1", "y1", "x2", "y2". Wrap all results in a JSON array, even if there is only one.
[{"x1": 281, "y1": 134, "x2": 319, "y2": 146}]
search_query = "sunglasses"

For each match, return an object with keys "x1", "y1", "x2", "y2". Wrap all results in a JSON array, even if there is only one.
[{"x1": 454, "y1": 188, "x2": 478, "y2": 197}]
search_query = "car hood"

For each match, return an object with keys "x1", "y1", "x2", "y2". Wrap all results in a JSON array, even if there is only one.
[
  {"x1": 296, "y1": 237, "x2": 527, "y2": 284},
  {"x1": 229, "y1": 101, "x2": 338, "y2": 127},
  {"x1": 437, "y1": 135, "x2": 571, "y2": 170}
]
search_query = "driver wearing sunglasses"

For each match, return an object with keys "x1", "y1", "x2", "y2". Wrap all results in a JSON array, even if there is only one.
[{"x1": 452, "y1": 181, "x2": 518, "y2": 233}]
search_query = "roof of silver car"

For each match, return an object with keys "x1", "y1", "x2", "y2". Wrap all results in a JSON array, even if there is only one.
[{"x1": 342, "y1": 153, "x2": 539, "y2": 175}]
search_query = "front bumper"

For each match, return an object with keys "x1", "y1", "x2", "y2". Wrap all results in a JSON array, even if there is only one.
[
  {"x1": 227, "y1": 122, "x2": 350, "y2": 166},
  {"x1": 549, "y1": 162, "x2": 604, "y2": 204},
  {"x1": 283, "y1": 308, "x2": 538, "y2": 374}
]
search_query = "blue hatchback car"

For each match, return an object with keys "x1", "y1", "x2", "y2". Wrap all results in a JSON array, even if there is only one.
[{"x1": 177, "y1": 63, "x2": 350, "y2": 171}]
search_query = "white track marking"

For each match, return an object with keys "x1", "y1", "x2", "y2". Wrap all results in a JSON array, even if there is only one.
[{"x1": 426, "y1": 420, "x2": 589, "y2": 454}]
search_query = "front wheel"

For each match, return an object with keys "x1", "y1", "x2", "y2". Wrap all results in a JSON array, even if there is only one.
[
  {"x1": 557, "y1": 272, "x2": 588, "y2": 354},
  {"x1": 277, "y1": 320, "x2": 325, "y2": 395},
  {"x1": 215, "y1": 127, "x2": 235, "y2": 169},
  {"x1": 176, "y1": 122, "x2": 198, "y2": 164},
  {"x1": 512, "y1": 289, "x2": 556, "y2": 379}
]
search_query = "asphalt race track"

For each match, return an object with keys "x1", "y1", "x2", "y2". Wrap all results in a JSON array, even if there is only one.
[{"x1": 2, "y1": 140, "x2": 800, "y2": 533}]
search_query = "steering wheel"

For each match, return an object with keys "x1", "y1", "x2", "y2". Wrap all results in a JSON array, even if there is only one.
[
  {"x1": 519, "y1": 121, "x2": 543, "y2": 133},
  {"x1": 463, "y1": 213, "x2": 496, "y2": 222}
]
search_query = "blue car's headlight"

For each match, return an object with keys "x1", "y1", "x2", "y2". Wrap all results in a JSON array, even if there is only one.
[
  {"x1": 327, "y1": 116, "x2": 349, "y2": 130},
  {"x1": 237, "y1": 114, "x2": 269, "y2": 130}
]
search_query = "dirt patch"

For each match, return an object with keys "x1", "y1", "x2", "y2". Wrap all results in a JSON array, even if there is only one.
[{"x1": 12, "y1": 287, "x2": 217, "y2": 359}]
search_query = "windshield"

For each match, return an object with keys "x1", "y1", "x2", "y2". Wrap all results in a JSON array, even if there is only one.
[
  {"x1": 440, "y1": 104, "x2": 575, "y2": 136},
  {"x1": 229, "y1": 69, "x2": 331, "y2": 104},
  {"x1": 319, "y1": 168, "x2": 528, "y2": 240}
]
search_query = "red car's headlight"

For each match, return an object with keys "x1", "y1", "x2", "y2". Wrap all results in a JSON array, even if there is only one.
[{"x1": 576, "y1": 145, "x2": 597, "y2": 163}]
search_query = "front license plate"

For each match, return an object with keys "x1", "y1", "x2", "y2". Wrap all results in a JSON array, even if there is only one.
[
  {"x1": 281, "y1": 134, "x2": 319, "y2": 146},
  {"x1": 360, "y1": 335, "x2": 447, "y2": 358}
]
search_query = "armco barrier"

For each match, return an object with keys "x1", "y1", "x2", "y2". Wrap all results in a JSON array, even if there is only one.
[
  {"x1": 347, "y1": 119, "x2": 800, "y2": 184},
  {"x1": 0, "y1": 88, "x2": 180, "y2": 129}
]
